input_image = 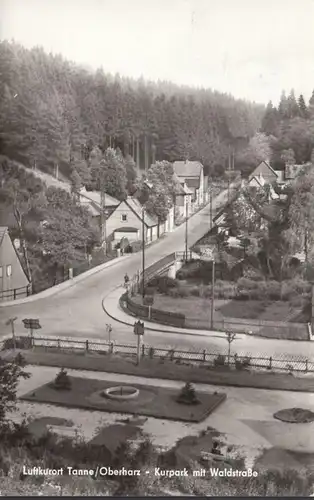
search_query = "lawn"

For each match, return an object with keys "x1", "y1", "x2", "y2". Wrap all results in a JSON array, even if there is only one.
[
  {"x1": 9, "y1": 349, "x2": 314, "y2": 393},
  {"x1": 20, "y1": 376, "x2": 226, "y2": 423},
  {"x1": 136, "y1": 293, "x2": 307, "y2": 324}
]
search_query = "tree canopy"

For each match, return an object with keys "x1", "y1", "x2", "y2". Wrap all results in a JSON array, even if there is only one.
[{"x1": 0, "y1": 41, "x2": 263, "y2": 180}]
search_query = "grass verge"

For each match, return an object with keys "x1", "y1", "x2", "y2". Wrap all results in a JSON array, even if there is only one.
[
  {"x1": 5, "y1": 348, "x2": 314, "y2": 393},
  {"x1": 20, "y1": 376, "x2": 226, "y2": 422}
]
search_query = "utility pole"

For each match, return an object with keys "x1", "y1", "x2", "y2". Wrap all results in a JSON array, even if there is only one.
[
  {"x1": 185, "y1": 198, "x2": 188, "y2": 262},
  {"x1": 5, "y1": 317, "x2": 17, "y2": 350},
  {"x1": 142, "y1": 206, "x2": 145, "y2": 301},
  {"x1": 210, "y1": 188, "x2": 213, "y2": 229},
  {"x1": 210, "y1": 260, "x2": 215, "y2": 329},
  {"x1": 100, "y1": 177, "x2": 107, "y2": 255}
]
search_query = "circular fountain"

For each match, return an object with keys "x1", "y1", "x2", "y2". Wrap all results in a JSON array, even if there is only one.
[{"x1": 102, "y1": 386, "x2": 140, "y2": 400}]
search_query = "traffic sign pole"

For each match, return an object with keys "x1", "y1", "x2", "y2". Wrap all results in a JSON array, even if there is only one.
[
  {"x1": 134, "y1": 320, "x2": 144, "y2": 365},
  {"x1": 5, "y1": 317, "x2": 18, "y2": 350}
]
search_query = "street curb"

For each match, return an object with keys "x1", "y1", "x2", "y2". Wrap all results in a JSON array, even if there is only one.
[
  {"x1": 101, "y1": 288, "x2": 225, "y2": 339},
  {"x1": 0, "y1": 254, "x2": 134, "y2": 307}
]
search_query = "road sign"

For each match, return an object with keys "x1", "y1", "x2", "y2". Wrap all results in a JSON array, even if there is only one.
[
  {"x1": 22, "y1": 319, "x2": 41, "y2": 330},
  {"x1": 199, "y1": 246, "x2": 214, "y2": 261},
  {"x1": 5, "y1": 317, "x2": 17, "y2": 326},
  {"x1": 133, "y1": 320, "x2": 144, "y2": 336}
]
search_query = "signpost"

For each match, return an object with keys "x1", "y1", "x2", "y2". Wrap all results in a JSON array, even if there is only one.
[
  {"x1": 106, "y1": 323, "x2": 112, "y2": 343},
  {"x1": 133, "y1": 320, "x2": 144, "y2": 365},
  {"x1": 22, "y1": 318, "x2": 41, "y2": 347},
  {"x1": 5, "y1": 317, "x2": 18, "y2": 350}
]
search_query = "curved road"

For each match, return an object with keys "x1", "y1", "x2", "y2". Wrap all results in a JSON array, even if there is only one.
[{"x1": 2, "y1": 188, "x2": 314, "y2": 360}]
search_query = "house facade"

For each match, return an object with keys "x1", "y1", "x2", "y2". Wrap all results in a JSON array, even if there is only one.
[
  {"x1": 248, "y1": 161, "x2": 278, "y2": 184},
  {"x1": 0, "y1": 227, "x2": 30, "y2": 301},
  {"x1": 173, "y1": 173, "x2": 192, "y2": 223},
  {"x1": 173, "y1": 160, "x2": 204, "y2": 207},
  {"x1": 247, "y1": 174, "x2": 279, "y2": 201},
  {"x1": 105, "y1": 197, "x2": 159, "y2": 249}
]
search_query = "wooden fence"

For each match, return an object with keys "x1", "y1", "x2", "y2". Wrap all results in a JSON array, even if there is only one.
[{"x1": 1, "y1": 334, "x2": 314, "y2": 373}]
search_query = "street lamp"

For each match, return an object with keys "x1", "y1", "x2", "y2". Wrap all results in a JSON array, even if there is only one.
[
  {"x1": 210, "y1": 259, "x2": 215, "y2": 330},
  {"x1": 142, "y1": 206, "x2": 145, "y2": 301},
  {"x1": 185, "y1": 197, "x2": 188, "y2": 262},
  {"x1": 141, "y1": 180, "x2": 154, "y2": 301}
]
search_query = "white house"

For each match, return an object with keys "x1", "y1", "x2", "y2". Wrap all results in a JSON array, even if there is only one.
[
  {"x1": 173, "y1": 160, "x2": 204, "y2": 207},
  {"x1": 105, "y1": 196, "x2": 159, "y2": 249}
]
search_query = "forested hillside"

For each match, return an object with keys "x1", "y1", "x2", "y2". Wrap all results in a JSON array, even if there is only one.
[
  {"x1": 0, "y1": 41, "x2": 264, "y2": 179},
  {"x1": 261, "y1": 90, "x2": 314, "y2": 167}
]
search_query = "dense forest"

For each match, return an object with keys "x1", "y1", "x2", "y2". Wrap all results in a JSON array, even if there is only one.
[
  {"x1": 0, "y1": 41, "x2": 264, "y2": 180},
  {"x1": 261, "y1": 89, "x2": 314, "y2": 167}
]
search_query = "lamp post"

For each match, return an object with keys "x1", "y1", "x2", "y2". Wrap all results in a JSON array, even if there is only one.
[
  {"x1": 185, "y1": 197, "x2": 188, "y2": 262},
  {"x1": 210, "y1": 259, "x2": 215, "y2": 329},
  {"x1": 142, "y1": 206, "x2": 145, "y2": 301},
  {"x1": 210, "y1": 187, "x2": 213, "y2": 229}
]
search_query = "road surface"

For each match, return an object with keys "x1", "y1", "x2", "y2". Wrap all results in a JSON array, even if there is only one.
[{"x1": 2, "y1": 186, "x2": 314, "y2": 360}]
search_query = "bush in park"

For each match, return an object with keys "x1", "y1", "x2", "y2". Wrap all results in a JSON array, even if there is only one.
[
  {"x1": 54, "y1": 368, "x2": 72, "y2": 390},
  {"x1": 176, "y1": 382, "x2": 200, "y2": 405}
]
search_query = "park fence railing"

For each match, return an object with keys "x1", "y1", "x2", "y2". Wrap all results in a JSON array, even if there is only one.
[{"x1": 1, "y1": 334, "x2": 314, "y2": 374}]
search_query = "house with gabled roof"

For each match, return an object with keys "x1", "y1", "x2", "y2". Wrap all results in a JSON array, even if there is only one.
[
  {"x1": 79, "y1": 187, "x2": 120, "y2": 217},
  {"x1": 173, "y1": 160, "x2": 204, "y2": 206},
  {"x1": 105, "y1": 196, "x2": 159, "y2": 249},
  {"x1": 248, "y1": 161, "x2": 278, "y2": 184},
  {"x1": 0, "y1": 227, "x2": 30, "y2": 301},
  {"x1": 173, "y1": 173, "x2": 193, "y2": 222},
  {"x1": 248, "y1": 174, "x2": 279, "y2": 200}
]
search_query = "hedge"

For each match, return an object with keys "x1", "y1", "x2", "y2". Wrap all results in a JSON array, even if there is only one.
[{"x1": 125, "y1": 295, "x2": 185, "y2": 327}]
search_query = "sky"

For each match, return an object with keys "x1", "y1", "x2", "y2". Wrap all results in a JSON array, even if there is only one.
[{"x1": 1, "y1": 0, "x2": 314, "y2": 105}]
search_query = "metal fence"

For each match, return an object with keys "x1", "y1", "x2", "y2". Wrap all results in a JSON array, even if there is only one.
[
  {"x1": 0, "y1": 284, "x2": 31, "y2": 302},
  {"x1": 2, "y1": 334, "x2": 314, "y2": 373},
  {"x1": 185, "y1": 317, "x2": 309, "y2": 340}
]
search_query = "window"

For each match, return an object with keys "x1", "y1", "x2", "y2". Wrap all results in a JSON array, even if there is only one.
[
  {"x1": 121, "y1": 214, "x2": 128, "y2": 222},
  {"x1": 6, "y1": 265, "x2": 12, "y2": 277},
  {"x1": 0, "y1": 266, "x2": 2, "y2": 278}
]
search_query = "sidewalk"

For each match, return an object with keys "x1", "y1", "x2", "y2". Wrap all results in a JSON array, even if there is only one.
[
  {"x1": 0, "y1": 253, "x2": 134, "y2": 307},
  {"x1": 102, "y1": 286, "x2": 242, "y2": 339}
]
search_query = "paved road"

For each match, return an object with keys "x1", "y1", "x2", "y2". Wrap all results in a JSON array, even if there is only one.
[
  {"x1": 2, "y1": 185, "x2": 314, "y2": 359},
  {"x1": 0, "y1": 190, "x2": 227, "y2": 338}
]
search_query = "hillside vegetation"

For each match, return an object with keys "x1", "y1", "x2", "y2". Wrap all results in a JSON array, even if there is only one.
[{"x1": 0, "y1": 41, "x2": 263, "y2": 180}]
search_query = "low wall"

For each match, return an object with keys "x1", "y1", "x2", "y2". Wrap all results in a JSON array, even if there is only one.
[{"x1": 124, "y1": 294, "x2": 185, "y2": 328}]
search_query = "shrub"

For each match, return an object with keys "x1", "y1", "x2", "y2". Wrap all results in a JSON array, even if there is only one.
[
  {"x1": 2, "y1": 337, "x2": 32, "y2": 350},
  {"x1": 237, "y1": 277, "x2": 259, "y2": 290},
  {"x1": 168, "y1": 287, "x2": 189, "y2": 298},
  {"x1": 236, "y1": 356, "x2": 251, "y2": 370},
  {"x1": 215, "y1": 280, "x2": 237, "y2": 299},
  {"x1": 176, "y1": 382, "x2": 200, "y2": 405},
  {"x1": 214, "y1": 354, "x2": 226, "y2": 366},
  {"x1": 157, "y1": 276, "x2": 178, "y2": 294},
  {"x1": 190, "y1": 286, "x2": 200, "y2": 297},
  {"x1": 54, "y1": 368, "x2": 71, "y2": 390},
  {"x1": 265, "y1": 280, "x2": 282, "y2": 300}
]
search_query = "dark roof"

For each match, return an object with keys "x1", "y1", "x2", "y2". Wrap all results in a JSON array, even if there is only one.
[
  {"x1": 249, "y1": 161, "x2": 278, "y2": 179},
  {"x1": 173, "y1": 173, "x2": 193, "y2": 195},
  {"x1": 80, "y1": 189, "x2": 120, "y2": 207},
  {"x1": 186, "y1": 178, "x2": 200, "y2": 189},
  {"x1": 114, "y1": 227, "x2": 139, "y2": 233},
  {"x1": 173, "y1": 160, "x2": 203, "y2": 178}
]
